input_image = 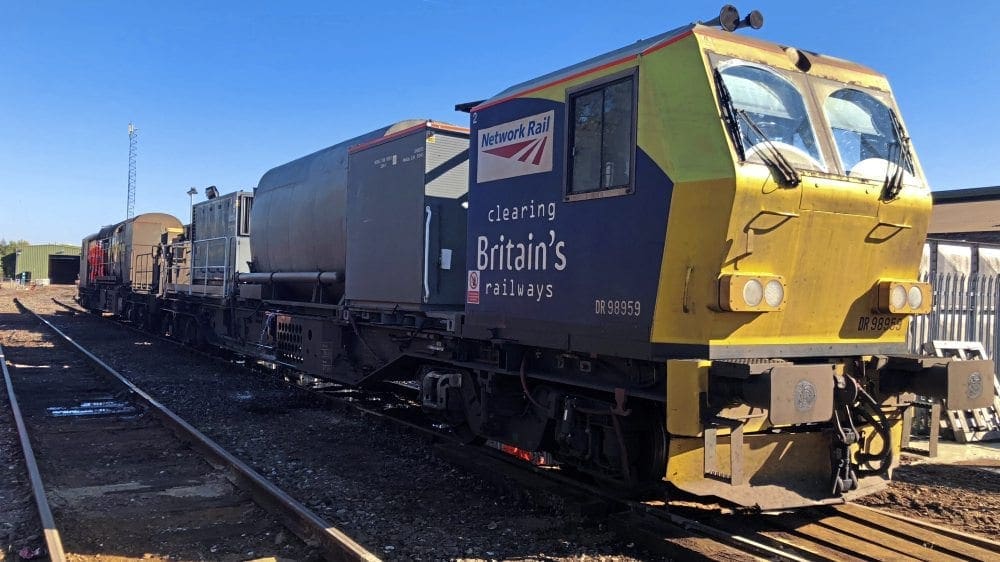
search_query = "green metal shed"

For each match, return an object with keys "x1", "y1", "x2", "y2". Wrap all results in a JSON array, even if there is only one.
[{"x1": 1, "y1": 244, "x2": 81, "y2": 284}]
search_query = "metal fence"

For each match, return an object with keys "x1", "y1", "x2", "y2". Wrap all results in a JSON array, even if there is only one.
[
  {"x1": 908, "y1": 239, "x2": 1000, "y2": 360},
  {"x1": 909, "y1": 273, "x2": 1000, "y2": 359}
]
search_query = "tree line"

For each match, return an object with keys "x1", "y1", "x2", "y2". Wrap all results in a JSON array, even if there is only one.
[{"x1": 0, "y1": 239, "x2": 31, "y2": 257}]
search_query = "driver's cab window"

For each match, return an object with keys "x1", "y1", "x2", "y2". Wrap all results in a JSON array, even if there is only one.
[
  {"x1": 823, "y1": 88, "x2": 915, "y2": 183},
  {"x1": 718, "y1": 63, "x2": 826, "y2": 172}
]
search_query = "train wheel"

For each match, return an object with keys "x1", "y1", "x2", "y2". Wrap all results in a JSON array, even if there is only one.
[
  {"x1": 190, "y1": 319, "x2": 202, "y2": 347},
  {"x1": 135, "y1": 306, "x2": 149, "y2": 330},
  {"x1": 180, "y1": 317, "x2": 199, "y2": 347},
  {"x1": 177, "y1": 317, "x2": 191, "y2": 345},
  {"x1": 635, "y1": 415, "x2": 668, "y2": 484},
  {"x1": 160, "y1": 314, "x2": 173, "y2": 338},
  {"x1": 451, "y1": 423, "x2": 485, "y2": 445}
]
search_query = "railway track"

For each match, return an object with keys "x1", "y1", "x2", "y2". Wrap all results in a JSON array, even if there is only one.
[
  {"x1": 438, "y1": 440, "x2": 1000, "y2": 561},
  {"x1": 47, "y1": 297, "x2": 1000, "y2": 560},
  {"x1": 47, "y1": 299, "x2": 765, "y2": 560},
  {"x1": 3, "y1": 298, "x2": 378, "y2": 561},
  {"x1": 693, "y1": 501, "x2": 999, "y2": 561}
]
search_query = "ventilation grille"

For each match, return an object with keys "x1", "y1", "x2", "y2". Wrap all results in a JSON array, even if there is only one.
[{"x1": 276, "y1": 319, "x2": 304, "y2": 364}]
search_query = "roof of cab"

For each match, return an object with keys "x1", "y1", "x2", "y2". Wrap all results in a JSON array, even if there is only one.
[
  {"x1": 471, "y1": 21, "x2": 884, "y2": 112},
  {"x1": 472, "y1": 24, "x2": 694, "y2": 111}
]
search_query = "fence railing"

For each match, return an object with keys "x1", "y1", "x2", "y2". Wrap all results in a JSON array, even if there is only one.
[{"x1": 908, "y1": 273, "x2": 1000, "y2": 359}]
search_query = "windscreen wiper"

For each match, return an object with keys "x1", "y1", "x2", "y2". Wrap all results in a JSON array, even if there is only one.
[
  {"x1": 736, "y1": 109, "x2": 802, "y2": 187},
  {"x1": 881, "y1": 142, "x2": 905, "y2": 201},
  {"x1": 881, "y1": 110, "x2": 912, "y2": 201},
  {"x1": 714, "y1": 69, "x2": 800, "y2": 187},
  {"x1": 714, "y1": 70, "x2": 746, "y2": 161}
]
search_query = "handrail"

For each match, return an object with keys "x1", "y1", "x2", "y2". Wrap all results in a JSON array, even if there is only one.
[
  {"x1": 133, "y1": 245, "x2": 158, "y2": 291},
  {"x1": 168, "y1": 236, "x2": 233, "y2": 297},
  {"x1": 424, "y1": 206, "x2": 432, "y2": 302},
  {"x1": 189, "y1": 236, "x2": 231, "y2": 296}
]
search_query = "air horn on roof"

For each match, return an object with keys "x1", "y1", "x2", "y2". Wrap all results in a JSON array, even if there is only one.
[{"x1": 702, "y1": 5, "x2": 764, "y2": 32}]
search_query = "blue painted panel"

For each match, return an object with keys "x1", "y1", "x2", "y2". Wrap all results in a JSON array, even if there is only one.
[{"x1": 465, "y1": 97, "x2": 674, "y2": 352}]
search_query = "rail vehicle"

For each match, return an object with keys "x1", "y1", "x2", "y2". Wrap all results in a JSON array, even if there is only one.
[
  {"x1": 78, "y1": 6, "x2": 995, "y2": 510},
  {"x1": 79, "y1": 212, "x2": 183, "y2": 321}
]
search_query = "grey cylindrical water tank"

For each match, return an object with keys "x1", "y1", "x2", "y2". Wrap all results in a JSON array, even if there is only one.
[{"x1": 249, "y1": 120, "x2": 427, "y2": 281}]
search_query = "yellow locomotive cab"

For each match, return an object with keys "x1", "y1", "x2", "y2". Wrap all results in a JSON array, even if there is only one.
[
  {"x1": 647, "y1": 25, "x2": 932, "y2": 358},
  {"x1": 642, "y1": 18, "x2": 992, "y2": 508}
]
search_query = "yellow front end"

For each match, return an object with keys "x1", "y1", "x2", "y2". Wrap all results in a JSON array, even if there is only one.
[
  {"x1": 647, "y1": 28, "x2": 931, "y2": 358},
  {"x1": 664, "y1": 359, "x2": 907, "y2": 509},
  {"x1": 638, "y1": 27, "x2": 953, "y2": 509}
]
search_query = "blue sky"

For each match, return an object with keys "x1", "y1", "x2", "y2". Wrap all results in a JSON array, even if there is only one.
[{"x1": 1, "y1": 1, "x2": 995, "y2": 243}]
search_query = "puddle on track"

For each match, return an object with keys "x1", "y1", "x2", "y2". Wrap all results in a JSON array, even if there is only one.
[{"x1": 47, "y1": 400, "x2": 139, "y2": 417}]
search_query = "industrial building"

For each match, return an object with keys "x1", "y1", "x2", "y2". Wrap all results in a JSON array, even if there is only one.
[
  {"x1": 1, "y1": 243, "x2": 81, "y2": 284},
  {"x1": 930, "y1": 186, "x2": 1000, "y2": 243},
  {"x1": 912, "y1": 185, "x2": 1000, "y2": 357}
]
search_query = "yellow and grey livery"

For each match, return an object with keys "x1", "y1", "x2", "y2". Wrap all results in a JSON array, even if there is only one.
[
  {"x1": 468, "y1": 6, "x2": 993, "y2": 508},
  {"x1": 79, "y1": 5, "x2": 996, "y2": 511}
]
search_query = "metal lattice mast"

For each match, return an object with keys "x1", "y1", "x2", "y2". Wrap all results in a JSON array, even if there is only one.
[{"x1": 126, "y1": 122, "x2": 138, "y2": 219}]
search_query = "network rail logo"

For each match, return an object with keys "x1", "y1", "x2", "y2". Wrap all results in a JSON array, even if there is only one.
[{"x1": 477, "y1": 110, "x2": 554, "y2": 183}]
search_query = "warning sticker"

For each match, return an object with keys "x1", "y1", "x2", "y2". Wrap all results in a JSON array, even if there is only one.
[{"x1": 467, "y1": 270, "x2": 480, "y2": 304}]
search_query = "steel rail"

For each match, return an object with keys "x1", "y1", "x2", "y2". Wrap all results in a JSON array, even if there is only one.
[
  {"x1": 16, "y1": 299, "x2": 380, "y2": 562},
  {"x1": 473, "y1": 446, "x2": 809, "y2": 561},
  {"x1": 1, "y1": 342, "x2": 67, "y2": 562},
  {"x1": 64, "y1": 297, "x2": 997, "y2": 560},
  {"x1": 661, "y1": 510, "x2": 812, "y2": 561},
  {"x1": 58, "y1": 297, "x2": 793, "y2": 559}
]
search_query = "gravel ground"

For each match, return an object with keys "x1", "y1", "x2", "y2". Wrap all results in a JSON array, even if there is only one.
[
  {"x1": 1, "y1": 297, "x2": 319, "y2": 562},
  {"x1": 5, "y1": 285, "x2": 1000, "y2": 559},
  {"x1": 3, "y1": 286, "x2": 649, "y2": 561}
]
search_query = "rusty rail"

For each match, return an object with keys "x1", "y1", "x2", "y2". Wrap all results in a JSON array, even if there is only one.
[
  {"x1": 1, "y1": 342, "x2": 67, "y2": 562},
  {"x1": 16, "y1": 299, "x2": 380, "y2": 562}
]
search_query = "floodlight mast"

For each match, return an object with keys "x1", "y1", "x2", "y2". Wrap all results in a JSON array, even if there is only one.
[{"x1": 126, "y1": 122, "x2": 138, "y2": 220}]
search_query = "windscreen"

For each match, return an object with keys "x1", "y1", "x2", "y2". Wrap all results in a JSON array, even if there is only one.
[
  {"x1": 718, "y1": 64, "x2": 825, "y2": 171},
  {"x1": 823, "y1": 88, "x2": 915, "y2": 183}
]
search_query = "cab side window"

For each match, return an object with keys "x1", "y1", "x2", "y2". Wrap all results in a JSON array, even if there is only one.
[{"x1": 568, "y1": 76, "x2": 635, "y2": 195}]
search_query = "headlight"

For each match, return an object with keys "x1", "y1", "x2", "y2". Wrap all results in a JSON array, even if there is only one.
[
  {"x1": 890, "y1": 284, "x2": 907, "y2": 311},
  {"x1": 764, "y1": 279, "x2": 785, "y2": 308},
  {"x1": 876, "y1": 280, "x2": 931, "y2": 314},
  {"x1": 743, "y1": 279, "x2": 763, "y2": 307},
  {"x1": 720, "y1": 274, "x2": 786, "y2": 312}
]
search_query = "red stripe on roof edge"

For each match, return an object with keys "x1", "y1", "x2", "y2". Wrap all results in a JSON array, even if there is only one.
[
  {"x1": 471, "y1": 30, "x2": 694, "y2": 113},
  {"x1": 640, "y1": 29, "x2": 693, "y2": 56},
  {"x1": 349, "y1": 121, "x2": 470, "y2": 154}
]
